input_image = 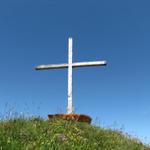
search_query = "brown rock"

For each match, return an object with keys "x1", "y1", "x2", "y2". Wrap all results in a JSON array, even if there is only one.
[{"x1": 48, "y1": 114, "x2": 92, "y2": 124}]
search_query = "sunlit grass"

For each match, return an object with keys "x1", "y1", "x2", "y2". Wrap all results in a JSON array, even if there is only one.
[{"x1": 0, "y1": 117, "x2": 149, "y2": 150}]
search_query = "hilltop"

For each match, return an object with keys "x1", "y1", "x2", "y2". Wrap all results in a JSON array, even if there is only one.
[{"x1": 0, "y1": 118, "x2": 149, "y2": 150}]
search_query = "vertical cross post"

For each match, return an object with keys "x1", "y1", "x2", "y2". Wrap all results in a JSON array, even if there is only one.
[{"x1": 67, "y1": 38, "x2": 73, "y2": 114}]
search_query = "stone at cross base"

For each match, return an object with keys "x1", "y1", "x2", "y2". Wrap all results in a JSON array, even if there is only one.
[
  {"x1": 48, "y1": 114, "x2": 92, "y2": 124},
  {"x1": 35, "y1": 37, "x2": 107, "y2": 124}
]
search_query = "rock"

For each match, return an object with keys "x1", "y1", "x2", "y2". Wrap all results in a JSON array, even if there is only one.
[{"x1": 48, "y1": 114, "x2": 92, "y2": 124}]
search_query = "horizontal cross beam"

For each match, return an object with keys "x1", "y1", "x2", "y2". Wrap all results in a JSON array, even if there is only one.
[{"x1": 35, "y1": 60, "x2": 107, "y2": 70}]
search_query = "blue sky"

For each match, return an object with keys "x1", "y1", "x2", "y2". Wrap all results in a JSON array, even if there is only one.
[{"x1": 0, "y1": 0, "x2": 150, "y2": 144}]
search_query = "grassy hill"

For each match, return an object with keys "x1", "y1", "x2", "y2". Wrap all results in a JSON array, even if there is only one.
[{"x1": 0, "y1": 118, "x2": 149, "y2": 150}]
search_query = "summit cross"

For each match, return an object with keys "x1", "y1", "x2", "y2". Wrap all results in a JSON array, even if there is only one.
[{"x1": 35, "y1": 37, "x2": 107, "y2": 114}]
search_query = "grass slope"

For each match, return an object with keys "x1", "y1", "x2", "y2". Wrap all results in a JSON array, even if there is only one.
[{"x1": 0, "y1": 118, "x2": 149, "y2": 150}]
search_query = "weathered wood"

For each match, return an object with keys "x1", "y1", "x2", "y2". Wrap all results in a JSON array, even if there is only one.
[
  {"x1": 67, "y1": 38, "x2": 73, "y2": 114},
  {"x1": 35, "y1": 61, "x2": 107, "y2": 70},
  {"x1": 35, "y1": 37, "x2": 107, "y2": 115}
]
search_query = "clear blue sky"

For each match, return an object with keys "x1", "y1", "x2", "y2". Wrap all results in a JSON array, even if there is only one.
[{"x1": 0, "y1": 0, "x2": 150, "y2": 144}]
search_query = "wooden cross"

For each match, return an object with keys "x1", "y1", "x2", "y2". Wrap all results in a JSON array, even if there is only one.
[{"x1": 35, "y1": 37, "x2": 107, "y2": 114}]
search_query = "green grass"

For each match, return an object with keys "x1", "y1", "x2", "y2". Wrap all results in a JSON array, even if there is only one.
[{"x1": 0, "y1": 118, "x2": 149, "y2": 150}]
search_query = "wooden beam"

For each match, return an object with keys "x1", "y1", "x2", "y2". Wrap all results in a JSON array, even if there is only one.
[
  {"x1": 35, "y1": 60, "x2": 107, "y2": 70},
  {"x1": 67, "y1": 37, "x2": 73, "y2": 114}
]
